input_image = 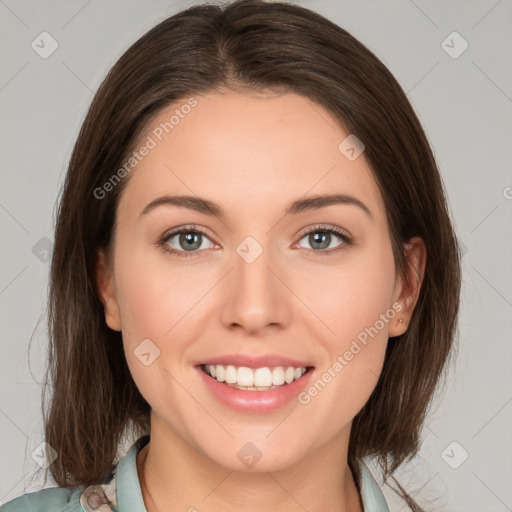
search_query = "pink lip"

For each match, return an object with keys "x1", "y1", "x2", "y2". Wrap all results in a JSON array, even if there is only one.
[
  {"x1": 195, "y1": 353, "x2": 313, "y2": 369},
  {"x1": 196, "y1": 365, "x2": 315, "y2": 413}
]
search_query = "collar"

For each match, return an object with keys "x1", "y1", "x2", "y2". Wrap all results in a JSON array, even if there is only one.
[{"x1": 80, "y1": 435, "x2": 389, "y2": 511}]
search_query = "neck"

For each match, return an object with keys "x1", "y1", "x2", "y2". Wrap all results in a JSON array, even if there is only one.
[{"x1": 136, "y1": 420, "x2": 363, "y2": 512}]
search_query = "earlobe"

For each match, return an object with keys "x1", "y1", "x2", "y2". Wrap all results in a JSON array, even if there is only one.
[
  {"x1": 388, "y1": 236, "x2": 426, "y2": 338},
  {"x1": 95, "y1": 248, "x2": 122, "y2": 332}
]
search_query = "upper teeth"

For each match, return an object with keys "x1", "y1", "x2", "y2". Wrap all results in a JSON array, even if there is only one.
[{"x1": 204, "y1": 364, "x2": 307, "y2": 387}]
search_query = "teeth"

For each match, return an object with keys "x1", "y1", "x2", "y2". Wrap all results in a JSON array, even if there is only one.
[
  {"x1": 202, "y1": 364, "x2": 308, "y2": 389},
  {"x1": 215, "y1": 365, "x2": 225, "y2": 382},
  {"x1": 225, "y1": 365, "x2": 237, "y2": 384},
  {"x1": 272, "y1": 367, "x2": 285, "y2": 385}
]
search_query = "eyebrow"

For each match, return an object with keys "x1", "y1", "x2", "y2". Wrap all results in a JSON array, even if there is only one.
[{"x1": 139, "y1": 193, "x2": 372, "y2": 220}]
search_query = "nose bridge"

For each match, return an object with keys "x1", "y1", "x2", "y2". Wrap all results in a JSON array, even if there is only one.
[
  {"x1": 234, "y1": 234, "x2": 279, "y2": 306},
  {"x1": 220, "y1": 234, "x2": 289, "y2": 332}
]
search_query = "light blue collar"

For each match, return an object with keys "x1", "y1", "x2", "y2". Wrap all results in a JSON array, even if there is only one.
[{"x1": 357, "y1": 459, "x2": 390, "y2": 511}]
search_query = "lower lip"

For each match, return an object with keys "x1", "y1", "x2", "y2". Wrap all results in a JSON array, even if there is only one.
[{"x1": 196, "y1": 366, "x2": 315, "y2": 413}]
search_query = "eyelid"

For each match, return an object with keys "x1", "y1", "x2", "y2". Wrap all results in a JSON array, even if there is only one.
[
  {"x1": 295, "y1": 223, "x2": 351, "y2": 240},
  {"x1": 160, "y1": 224, "x2": 216, "y2": 243}
]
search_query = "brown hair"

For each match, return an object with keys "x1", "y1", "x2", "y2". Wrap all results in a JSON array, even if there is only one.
[{"x1": 41, "y1": 1, "x2": 461, "y2": 509}]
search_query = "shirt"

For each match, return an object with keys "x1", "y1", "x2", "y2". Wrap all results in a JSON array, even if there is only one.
[{"x1": 0, "y1": 435, "x2": 390, "y2": 511}]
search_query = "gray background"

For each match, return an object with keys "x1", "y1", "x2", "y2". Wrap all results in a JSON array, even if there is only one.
[{"x1": 1, "y1": 0, "x2": 511, "y2": 510}]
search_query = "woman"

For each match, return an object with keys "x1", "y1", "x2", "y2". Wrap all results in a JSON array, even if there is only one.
[{"x1": 1, "y1": 0, "x2": 461, "y2": 510}]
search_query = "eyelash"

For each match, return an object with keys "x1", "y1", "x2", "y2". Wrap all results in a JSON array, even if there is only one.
[{"x1": 157, "y1": 224, "x2": 353, "y2": 259}]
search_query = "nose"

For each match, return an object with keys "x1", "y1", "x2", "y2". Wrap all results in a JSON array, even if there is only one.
[{"x1": 219, "y1": 238, "x2": 291, "y2": 336}]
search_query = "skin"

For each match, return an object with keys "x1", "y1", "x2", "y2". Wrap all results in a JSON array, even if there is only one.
[{"x1": 96, "y1": 89, "x2": 426, "y2": 512}]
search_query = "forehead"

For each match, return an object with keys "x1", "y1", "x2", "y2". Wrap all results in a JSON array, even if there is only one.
[{"x1": 117, "y1": 90, "x2": 386, "y2": 223}]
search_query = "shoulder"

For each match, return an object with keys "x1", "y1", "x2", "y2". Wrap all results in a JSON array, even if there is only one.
[
  {"x1": 0, "y1": 485, "x2": 84, "y2": 512},
  {"x1": 0, "y1": 435, "x2": 149, "y2": 512}
]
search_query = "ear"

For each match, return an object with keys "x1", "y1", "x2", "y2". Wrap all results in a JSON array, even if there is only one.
[
  {"x1": 388, "y1": 236, "x2": 426, "y2": 338},
  {"x1": 95, "y1": 248, "x2": 122, "y2": 331}
]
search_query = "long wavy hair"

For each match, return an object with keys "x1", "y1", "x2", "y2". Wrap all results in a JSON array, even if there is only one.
[{"x1": 40, "y1": 1, "x2": 461, "y2": 509}]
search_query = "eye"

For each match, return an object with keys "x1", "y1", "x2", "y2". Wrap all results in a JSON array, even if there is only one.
[
  {"x1": 294, "y1": 224, "x2": 352, "y2": 255},
  {"x1": 158, "y1": 225, "x2": 216, "y2": 258},
  {"x1": 157, "y1": 223, "x2": 353, "y2": 259}
]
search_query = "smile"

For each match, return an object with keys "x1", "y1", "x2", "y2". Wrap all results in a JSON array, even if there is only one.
[
  {"x1": 201, "y1": 364, "x2": 311, "y2": 391},
  {"x1": 196, "y1": 362, "x2": 315, "y2": 413}
]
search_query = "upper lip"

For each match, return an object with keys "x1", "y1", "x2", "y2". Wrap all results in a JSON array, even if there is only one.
[{"x1": 195, "y1": 353, "x2": 314, "y2": 369}]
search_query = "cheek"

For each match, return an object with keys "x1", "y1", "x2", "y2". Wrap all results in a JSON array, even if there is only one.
[
  {"x1": 295, "y1": 240, "x2": 396, "y2": 418},
  {"x1": 115, "y1": 249, "x2": 196, "y2": 419},
  {"x1": 113, "y1": 241, "x2": 215, "y2": 397},
  {"x1": 112, "y1": 242, "x2": 185, "y2": 383},
  {"x1": 114, "y1": 240, "x2": 199, "y2": 342},
  {"x1": 300, "y1": 238, "x2": 397, "y2": 351}
]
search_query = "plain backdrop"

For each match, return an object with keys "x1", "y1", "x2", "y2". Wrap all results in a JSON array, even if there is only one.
[{"x1": 1, "y1": 1, "x2": 511, "y2": 510}]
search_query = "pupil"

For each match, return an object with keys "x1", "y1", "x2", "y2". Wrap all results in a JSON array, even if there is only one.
[
  {"x1": 311, "y1": 232, "x2": 330, "y2": 250},
  {"x1": 180, "y1": 232, "x2": 201, "y2": 250}
]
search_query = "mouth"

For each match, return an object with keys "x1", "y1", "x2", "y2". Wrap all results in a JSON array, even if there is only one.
[
  {"x1": 198, "y1": 363, "x2": 315, "y2": 391},
  {"x1": 195, "y1": 361, "x2": 316, "y2": 413}
]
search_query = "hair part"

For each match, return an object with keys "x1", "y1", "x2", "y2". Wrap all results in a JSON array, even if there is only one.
[{"x1": 41, "y1": 1, "x2": 461, "y2": 509}]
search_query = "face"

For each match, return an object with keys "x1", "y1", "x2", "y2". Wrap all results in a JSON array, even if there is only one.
[{"x1": 97, "y1": 89, "x2": 418, "y2": 472}]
